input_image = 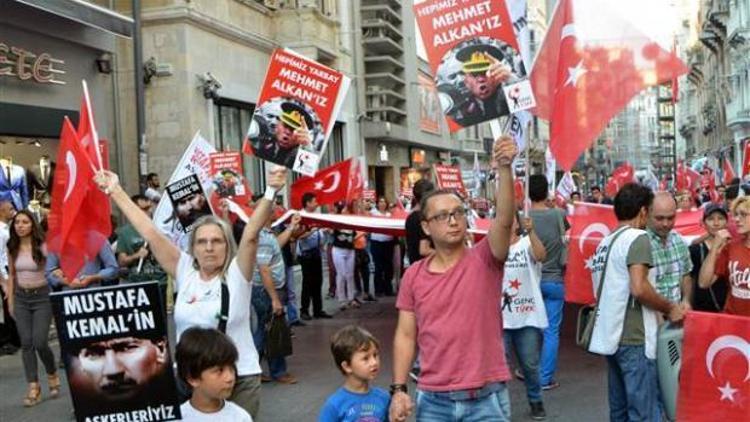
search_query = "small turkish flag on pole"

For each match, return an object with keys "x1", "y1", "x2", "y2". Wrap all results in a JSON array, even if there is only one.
[
  {"x1": 742, "y1": 140, "x2": 750, "y2": 179},
  {"x1": 723, "y1": 156, "x2": 737, "y2": 185},
  {"x1": 676, "y1": 311, "x2": 750, "y2": 421},
  {"x1": 529, "y1": 0, "x2": 688, "y2": 170},
  {"x1": 290, "y1": 158, "x2": 360, "y2": 209}
]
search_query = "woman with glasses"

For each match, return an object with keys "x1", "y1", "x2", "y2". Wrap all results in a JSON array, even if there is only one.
[
  {"x1": 698, "y1": 196, "x2": 750, "y2": 316},
  {"x1": 94, "y1": 166, "x2": 288, "y2": 419},
  {"x1": 6, "y1": 210, "x2": 60, "y2": 407}
]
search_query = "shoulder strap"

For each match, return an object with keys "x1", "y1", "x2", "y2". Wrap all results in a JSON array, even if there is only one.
[
  {"x1": 218, "y1": 278, "x2": 229, "y2": 334},
  {"x1": 592, "y1": 227, "x2": 631, "y2": 308}
]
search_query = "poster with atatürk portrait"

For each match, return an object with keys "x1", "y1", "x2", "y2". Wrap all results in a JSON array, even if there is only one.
[{"x1": 50, "y1": 282, "x2": 180, "y2": 422}]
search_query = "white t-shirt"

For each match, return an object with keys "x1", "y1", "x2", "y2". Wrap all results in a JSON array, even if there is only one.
[
  {"x1": 501, "y1": 236, "x2": 548, "y2": 329},
  {"x1": 180, "y1": 400, "x2": 252, "y2": 421},
  {"x1": 174, "y1": 252, "x2": 261, "y2": 376}
]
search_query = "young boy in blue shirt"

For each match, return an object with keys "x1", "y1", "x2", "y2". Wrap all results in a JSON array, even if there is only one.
[{"x1": 319, "y1": 325, "x2": 390, "y2": 422}]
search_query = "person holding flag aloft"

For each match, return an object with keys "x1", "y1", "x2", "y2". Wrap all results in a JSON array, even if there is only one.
[{"x1": 94, "y1": 164, "x2": 289, "y2": 420}]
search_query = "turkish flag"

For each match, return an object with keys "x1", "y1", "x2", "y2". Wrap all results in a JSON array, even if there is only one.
[
  {"x1": 564, "y1": 202, "x2": 617, "y2": 304},
  {"x1": 676, "y1": 161, "x2": 701, "y2": 192},
  {"x1": 530, "y1": 0, "x2": 688, "y2": 170},
  {"x1": 47, "y1": 117, "x2": 102, "y2": 280},
  {"x1": 290, "y1": 158, "x2": 360, "y2": 209},
  {"x1": 724, "y1": 157, "x2": 737, "y2": 185},
  {"x1": 564, "y1": 204, "x2": 706, "y2": 304},
  {"x1": 676, "y1": 311, "x2": 750, "y2": 421},
  {"x1": 742, "y1": 141, "x2": 750, "y2": 179},
  {"x1": 514, "y1": 178, "x2": 525, "y2": 205}
]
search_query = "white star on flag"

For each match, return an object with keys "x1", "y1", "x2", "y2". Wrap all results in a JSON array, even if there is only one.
[
  {"x1": 314, "y1": 181, "x2": 324, "y2": 190},
  {"x1": 565, "y1": 60, "x2": 587, "y2": 87},
  {"x1": 585, "y1": 256, "x2": 595, "y2": 270},
  {"x1": 718, "y1": 382, "x2": 738, "y2": 402}
]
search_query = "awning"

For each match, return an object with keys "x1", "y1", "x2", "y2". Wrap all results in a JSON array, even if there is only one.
[{"x1": 11, "y1": 0, "x2": 133, "y2": 38}]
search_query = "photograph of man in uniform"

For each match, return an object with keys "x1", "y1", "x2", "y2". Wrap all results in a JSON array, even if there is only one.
[
  {"x1": 436, "y1": 38, "x2": 523, "y2": 127},
  {"x1": 246, "y1": 99, "x2": 320, "y2": 169},
  {"x1": 215, "y1": 169, "x2": 244, "y2": 198},
  {"x1": 67, "y1": 335, "x2": 173, "y2": 413}
]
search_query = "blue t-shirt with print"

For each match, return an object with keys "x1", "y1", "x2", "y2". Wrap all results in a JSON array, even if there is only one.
[{"x1": 319, "y1": 386, "x2": 390, "y2": 422}]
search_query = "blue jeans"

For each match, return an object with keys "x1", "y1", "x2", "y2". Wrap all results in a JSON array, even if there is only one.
[
  {"x1": 416, "y1": 384, "x2": 511, "y2": 421},
  {"x1": 606, "y1": 345, "x2": 660, "y2": 422},
  {"x1": 251, "y1": 285, "x2": 288, "y2": 379},
  {"x1": 284, "y1": 266, "x2": 299, "y2": 324},
  {"x1": 503, "y1": 326, "x2": 543, "y2": 404},
  {"x1": 540, "y1": 281, "x2": 564, "y2": 385}
]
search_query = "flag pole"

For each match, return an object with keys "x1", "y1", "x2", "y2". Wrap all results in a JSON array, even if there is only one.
[{"x1": 82, "y1": 80, "x2": 104, "y2": 171}]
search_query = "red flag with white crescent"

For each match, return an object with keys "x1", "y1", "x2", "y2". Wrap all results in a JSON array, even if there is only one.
[
  {"x1": 290, "y1": 158, "x2": 357, "y2": 209},
  {"x1": 676, "y1": 311, "x2": 750, "y2": 421},
  {"x1": 564, "y1": 203, "x2": 705, "y2": 304}
]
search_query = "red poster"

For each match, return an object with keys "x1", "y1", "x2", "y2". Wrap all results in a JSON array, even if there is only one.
[
  {"x1": 418, "y1": 72, "x2": 441, "y2": 134},
  {"x1": 434, "y1": 164, "x2": 467, "y2": 197},
  {"x1": 209, "y1": 151, "x2": 251, "y2": 205},
  {"x1": 244, "y1": 48, "x2": 351, "y2": 176},
  {"x1": 414, "y1": 0, "x2": 527, "y2": 132},
  {"x1": 676, "y1": 311, "x2": 749, "y2": 421}
]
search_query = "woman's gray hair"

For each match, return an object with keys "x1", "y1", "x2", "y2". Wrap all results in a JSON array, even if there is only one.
[{"x1": 187, "y1": 215, "x2": 238, "y2": 276}]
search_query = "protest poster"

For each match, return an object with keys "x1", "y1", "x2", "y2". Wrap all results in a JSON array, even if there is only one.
[
  {"x1": 209, "y1": 151, "x2": 251, "y2": 201},
  {"x1": 50, "y1": 282, "x2": 180, "y2": 422},
  {"x1": 434, "y1": 164, "x2": 467, "y2": 197},
  {"x1": 414, "y1": 0, "x2": 532, "y2": 131},
  {"x1": 418, "y1": 72, "x2": 442, "y2": 134},
  {"x1": 166, "y1": 173, "x2": 213, "y2": 233},
  {"x1": 152, "y1": 132, "x2": 216, "y2": 247},
  {"x1": 244, "y1": 48, "x2": 351, "y2": 176}
]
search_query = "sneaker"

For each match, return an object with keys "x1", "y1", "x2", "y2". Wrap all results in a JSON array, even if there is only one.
[
  {"x1": 541, "y1": 381, "x2": 560, "y2": 391},
  {"x1": 514, "y1": 369, "x2": 525, "y2": 381},
  {"x1": 530, "y1": 402, "x2": 546, "y2": 420},
  {"x1": 274, "y1": 374, "x2": 298, "y2": 385},
  {"x1": 290, "y1": 320, "x2": 306, "y2": 327},
  {"x1": 300, "y1": 312, "x2": 312, "y2": 321},
  {"x1": 363, "y1": 294, "x2": 377, "y2": 302},
  {"x1": 314, "y1": 311, "x2": 333, "y2": 319},
  {"x1": 260, "y1": 374, "x2": 273, "y2": 383}
]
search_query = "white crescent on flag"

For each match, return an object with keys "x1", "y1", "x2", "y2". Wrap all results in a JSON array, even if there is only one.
[
  {"x1": 705, "y1": 335, "x2": 750, "y2": 382},
  {"x1": 314, "y1": 171, "x2": 341, "y2": 193},
  {"x1": 578, "y1": 222, "x2": 610, "y2": 251},
  {"x1": 64, "y1": 151, "x2": 77, "y2": 202}
]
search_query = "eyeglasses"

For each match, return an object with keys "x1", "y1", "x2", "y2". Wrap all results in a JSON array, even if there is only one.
[
  {"x1": 426, "y1": 208, "x2": 466, "y2": 224},
  {"x1": 734, "y1": 211, "x2": 750, "y2": 219}
]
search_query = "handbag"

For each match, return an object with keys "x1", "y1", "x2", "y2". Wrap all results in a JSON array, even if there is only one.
[
  {"x1": 576, "y1": 226, "x2": 629, "y2": 350},
  {"x1": 266, "y1": 313, "x2": 293, "y2": 359}
]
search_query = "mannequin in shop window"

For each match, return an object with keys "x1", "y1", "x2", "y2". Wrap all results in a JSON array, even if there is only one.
[
  {"x1": 0, "y1": 157, "x2": 28, "y2": 211},
  {"x1": 26, "y1": 156, "x2": 54, "y2": 209}
]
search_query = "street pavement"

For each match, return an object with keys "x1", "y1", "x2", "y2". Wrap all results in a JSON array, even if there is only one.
[{"x1": 0, "y1": 269, "x2": 609, "y2": 421}]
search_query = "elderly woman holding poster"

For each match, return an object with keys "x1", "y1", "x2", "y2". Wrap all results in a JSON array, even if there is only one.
[{"x1": 94, "y1": 165, "x2": 288, "y2": 419}]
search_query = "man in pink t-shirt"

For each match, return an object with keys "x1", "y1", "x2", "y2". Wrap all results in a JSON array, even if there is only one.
[{"x1": 389, "y1": 136, "x2": 517, "y2": 422}]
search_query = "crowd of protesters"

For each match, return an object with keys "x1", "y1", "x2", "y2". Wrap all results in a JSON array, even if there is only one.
[{"x1": 0, "y1": 142, "x2": 748, "y2": 422}]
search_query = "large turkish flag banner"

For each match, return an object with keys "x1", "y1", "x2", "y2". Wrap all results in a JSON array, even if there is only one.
[
  {"x1": 289, "y1": 158, "x2": 361, "y2": 209},
  {"x1": 564, "y1": 202, "x2": 617, "y2": 304},
  {"x1": 676, "y1": 311, "x2": 750, "y2": 421}
]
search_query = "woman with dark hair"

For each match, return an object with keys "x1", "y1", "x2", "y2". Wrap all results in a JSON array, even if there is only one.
[
  {"x1": 331, "y1": 201, "x2": 358, "y2": 310},
  {"x1": 6, "y1": 210, "x2": 60, "y2": 406},
  {"x1": 95, "y1": 166, "x2": 287, "y2": 419},
  {"x1": 370, "y1": 196, "x2": 395, "y2": 296}
]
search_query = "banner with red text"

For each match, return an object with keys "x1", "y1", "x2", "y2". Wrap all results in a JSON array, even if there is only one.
[
  {"x1": 243, "y1": 48, "x2": 351, "y2": 176},
  {"x1": 414, "y1": 0, "x2": 530, "y2": 132}
]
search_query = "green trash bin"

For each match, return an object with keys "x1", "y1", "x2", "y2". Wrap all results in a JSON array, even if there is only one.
[{"x1": 656, "y1": 322, "x2": 684, "y2": 421}]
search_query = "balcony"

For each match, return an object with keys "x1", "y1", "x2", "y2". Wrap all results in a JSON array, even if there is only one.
[
  {"x1": 364, "y1": 72, "x2": 405, "y2": 89},
  {"x1": 361, "y1": 18, "x2": 403, "y2": 41},
  {"x1": 362, "y1": 32, "x2": 403, "y2": 54},
  {"x1": 364, "y1": 55, "x2": 404, "y2": 73},
  {"x1": 360, "y1": 4, "x2": 402, "y2": 24},
  {"x1": 361, "y1": 120, "x2": 409, "y2": 142}
]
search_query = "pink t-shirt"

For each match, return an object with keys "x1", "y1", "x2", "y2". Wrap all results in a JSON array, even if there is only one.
[{"x1": 396, "y1": 238, "x2": 510, "y2": 392}]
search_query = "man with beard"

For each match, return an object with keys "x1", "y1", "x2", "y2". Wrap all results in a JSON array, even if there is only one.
[
  {"x1": 68, "y1": 336, "x2": 172, "y2": 413},
  {"x1": 439, "y1": 44, "x2": 514, "y2": 127},
  {"x1": 248, "y1": 101, "x2": 313, "y2": 169}
]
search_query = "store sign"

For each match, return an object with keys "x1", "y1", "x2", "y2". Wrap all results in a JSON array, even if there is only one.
[{"x1": 0, "y1": 42, "x2": 66, "y2": 85}]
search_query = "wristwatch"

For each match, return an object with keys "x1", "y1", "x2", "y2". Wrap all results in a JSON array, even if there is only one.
[{"x1": 389, "y1": 383, "x2": 408, "y2": 396}]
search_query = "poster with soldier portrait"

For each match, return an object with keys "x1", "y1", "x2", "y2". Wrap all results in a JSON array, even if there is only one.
[
  {"x1": 50, "y1": 282, "x2": 180, "y2": 422},
  {"x1": 414, "y1": 0, "x2": 533, "y2": 131},
  {"x1": 243, "y1": 48, "x2": 351, "y2": 176}
]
